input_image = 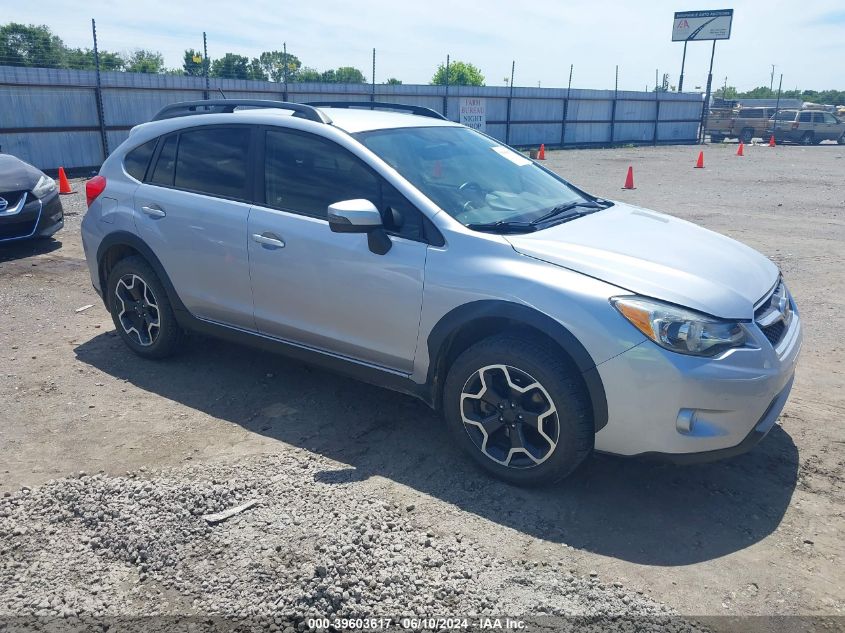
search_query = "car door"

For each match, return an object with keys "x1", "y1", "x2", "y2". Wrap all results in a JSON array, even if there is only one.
[
  {"x1": 247, "y1": 127, "x2": 427, "y2": 373},
  {"x1": 820, "y1": 112, "x2": 841, "y2": 140},
  {"x1": 133, "y1": 125, "x2": 256, "y2": 329}
]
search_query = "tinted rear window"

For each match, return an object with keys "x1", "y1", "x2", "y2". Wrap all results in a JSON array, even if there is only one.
[
  {"x1": 124, "y1": 139, "x2": 157, "y2": 181},
  {"x1": 149, "y1": 135, "x2": 177, "y2": 186},
  {"x1": 174, "y1": 127, "x2": 251, "y2": 200}
]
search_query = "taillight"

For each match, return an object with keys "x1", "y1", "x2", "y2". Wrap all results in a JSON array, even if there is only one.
[
  {"x1": 791, "y1": 122, "x2": 799, "y2": 129},
  {"x1": 86, "y1": 175, "x2": 107, "y2": 207}
]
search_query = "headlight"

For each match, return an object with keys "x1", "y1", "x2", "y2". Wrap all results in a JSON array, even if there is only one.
[
  {"x1": 32, "y1": 175, "x2": 57, "y2": 199},
  {"x1": 611, "y1": 296, "x2": 746, "y2": 357}
]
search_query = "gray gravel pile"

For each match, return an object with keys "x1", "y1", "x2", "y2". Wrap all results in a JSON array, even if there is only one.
[{"x1": 0, "y1": 451, "x2": 708, "y2": 631}]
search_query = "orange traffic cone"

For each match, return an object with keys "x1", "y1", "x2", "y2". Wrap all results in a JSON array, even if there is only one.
[
  {"x1": 58, "y1": 167, "x2": 73, "y2": 194},
  {"x1": 768, "y1": 135, "x2": 776, "y2": 147},
  {"x1": 622, "y1": 166, "x2": 635, "y2": 190},
  {"x1": 737, "y1": 142, "x2": 744, "y2": 157},
  {"x1": 694, "y1": 151, "x2": 704, "y2": 168},
  {"x1": 538, "y1": 143, "x2": 546, "y2": 160}
]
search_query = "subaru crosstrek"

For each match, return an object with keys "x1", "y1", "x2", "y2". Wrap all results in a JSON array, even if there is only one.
[{"x1": 81, "y1": 100, "x2": 802, "y2": 485}]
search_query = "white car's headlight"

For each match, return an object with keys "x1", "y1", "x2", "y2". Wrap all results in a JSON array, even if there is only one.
[
  {"x1": 32, "y1": 175, "x2": 57, "y2": 199},
  {"x1": 611, "y1": 296, "x2": 746, "y2": 357}
]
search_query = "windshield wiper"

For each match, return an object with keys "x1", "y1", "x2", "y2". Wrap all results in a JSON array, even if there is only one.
[
  {"x1": 465, "y1": 220, "x2": 537, "y2": 234},
  {"x1": 529, "y1": 200, "x2": 607, "y2": 226}
]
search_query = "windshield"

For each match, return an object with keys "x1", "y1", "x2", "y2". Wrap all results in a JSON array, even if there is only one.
[{"x1": 354, "y1": 126, "x2": 597, "y2": 228}]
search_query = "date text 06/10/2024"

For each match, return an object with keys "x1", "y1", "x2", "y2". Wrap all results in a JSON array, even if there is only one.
[{"x1": 305, "y1": 617, "x2": 526, "y2": 630}]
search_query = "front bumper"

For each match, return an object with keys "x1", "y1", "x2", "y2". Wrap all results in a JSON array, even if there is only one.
[
  {"x1": 0, "y1": 190, "x2": 64, "y2": 243},
  {"x1": 594, "y1": 309, "x2": 802, "y2": 458}
]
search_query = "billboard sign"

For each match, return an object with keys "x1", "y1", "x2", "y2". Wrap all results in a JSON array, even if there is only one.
[
  {"x1": 460, "y1": 97, "x2": 486, "y2": 132},
  {"x1": 672, "y1": 9, "x2": 733, "y2": 41}
]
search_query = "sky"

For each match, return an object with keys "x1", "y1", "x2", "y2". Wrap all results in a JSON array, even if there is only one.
[{"x1": 5, "y1": 0, "x2": 844, "y2": 91}]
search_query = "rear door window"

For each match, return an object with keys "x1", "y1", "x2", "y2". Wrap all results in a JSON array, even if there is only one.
[
  {"x1": 173, "y1": 127, "x2": 251, "y2": 200},
  {"x1": 124, "y1": 139, "x2": 157, "y2": 181},
  {"x1": 799, "y1": 112, "x2": 813, "y2": 123},
  {"x1": 149, "y1": 135, "x2": 177, "y2": 186},
  {"x1": 812, "y1": 112, "x2": 826, "y2": 123}
]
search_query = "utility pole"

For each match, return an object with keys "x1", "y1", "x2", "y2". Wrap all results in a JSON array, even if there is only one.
[{"x1": 770, "y1": 64, "x2": 775, "y2": 92}]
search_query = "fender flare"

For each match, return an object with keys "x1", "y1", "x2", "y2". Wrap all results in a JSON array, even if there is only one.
[
  {"x1": 95, "y1": 231, "x2": 188, "y2": 314},
  {"x1": 426, "y1": 300, "x2": 608, "y2": 432}
]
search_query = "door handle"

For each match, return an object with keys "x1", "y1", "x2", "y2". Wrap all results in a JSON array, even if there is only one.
[
  {"x1": 140, "y1": 204, "x2": 166, "y2": 218},
  {"x1": 252, "y1": 232, "x2": 285, "y2": 248}
]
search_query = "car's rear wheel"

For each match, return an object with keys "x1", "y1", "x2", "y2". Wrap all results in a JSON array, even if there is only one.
[
  {"x1": 799, "y1": 131, "x2": 814, "y2": 145},
  {"x1": 106, "y1": 256, "x2": 182, "y2": 359},
  {"x1": 838, "y1": 134, "x2": 845, "y2": 145},
  {"x1": 709, "y1": 134, "x2": 724, "y2": 144},
  {"x1": 739, "y1": 128, "x2": 754, "y2": 144},
  {"x1": 443, "y1": 334, "x2": 593, "y2": 486}
]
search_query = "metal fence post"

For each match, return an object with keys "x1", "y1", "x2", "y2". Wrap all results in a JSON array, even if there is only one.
[
  {"x1": 443, "y1": 55, "x2": 450, "y2": 117},
  {"x1": 609, "y1": 65, "x2": 618, "y2": 145},
  {"x1": 203, "y1": 32, "x2": 210, "y2": 100},
  {"x1": 91, "y1": 19, "x2": 109, "y2": 160},
  {"x1": 559, "y1": 64, "x2": 573, "y2": 147},
  {"x1": 283, "y1": 42, "x2": 289, "y2": 101},
  {"x1": 653, "y1": 94, "x2": 661, "y2": 145},
  {"x1": 371, "y1": 48, "x2": 376, "y2": 102},
  {"x1": 505, "y1": 60, "x2": 515, "y2": 145}
]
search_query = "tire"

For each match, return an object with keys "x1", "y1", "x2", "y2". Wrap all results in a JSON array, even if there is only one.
[
  {"x1": 709, "y1": 134, "x2": 724, "y2": 144},
  {"x1": 106, "y1": 255, "x2": 182, "y2": 359},
  {"x1": 799, "y1": 132, "x2": 814, "y2": 145},
  {"x1": 838, "y1": 134, "x2": 845, "y2": 145},
  {"x1": 739, "y1": 128, "x2": 754, "y2": 144},
  {"x1": 442, "y1": 333, "x2": 593, "y2": 486}
]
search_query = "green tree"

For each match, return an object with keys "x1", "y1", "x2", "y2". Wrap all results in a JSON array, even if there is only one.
[
  {"x1": 714, "y1": 85, "x2": 738, "y2": 100},
  {"x1": 63, "y1": 47, "x2": 123, "y2": 71},
  {"x1": 385, "y1": 77, "x2": 402, "y2": 85},
  {"x1": 247, "y1": 57, "x2": 267, "y2": 81},
  {"x1": 295, "y1": 66, "x2": 322, "y2": 82},
  {"x1": 431, "y1": 60, "x2": 484, "y2": 86},
  {"x1": 182, "y1": 48, "x2": 204, "y2": 76},
  {"x1": 124, "y1": 49, "x2": 165, "y2": 73},
  {"x1": 333, "y1": 66, "x2": 366, "y2": 83},
  {"x1": 0, "y1": 23, "x2": 65, "y2": 67},
  {"x1": 210, "y1": 53, "x2": 250, "y2": 79},
  {"x1": 258, "y1": 50, "x2": 301, "y2": 82}
]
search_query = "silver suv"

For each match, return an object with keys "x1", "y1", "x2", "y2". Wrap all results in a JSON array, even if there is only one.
[
  {"x1": 767, "y1": 109, "x2": 845, "y2": 144},
  {"x1": 81, "y1": 100, "x2": 802, "y2": 485}
]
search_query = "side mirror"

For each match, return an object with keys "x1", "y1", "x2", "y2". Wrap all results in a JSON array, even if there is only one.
[{"x1": 327, "y1": 199, "x2": 392, "y2": 255}]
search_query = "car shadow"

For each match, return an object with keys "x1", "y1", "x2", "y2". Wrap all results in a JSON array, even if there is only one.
[
  {"x1": 74, "y1": 333, "x2": 799, "y2": 567},
  {"x1": 0, "y1": 237, "x2": 62, "y2": 262}
]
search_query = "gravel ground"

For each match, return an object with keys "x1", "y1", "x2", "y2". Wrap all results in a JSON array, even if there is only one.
[
  {"x1": 1, "y1": 143, "x2": 844, "y2": 630},
  {"x1": 0, "y1": 454, "x2": 698, "y2": 631}
]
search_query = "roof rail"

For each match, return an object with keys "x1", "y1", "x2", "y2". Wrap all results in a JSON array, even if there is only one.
[
  {"x1": 307, "y1": 101, "x2": 447, "y2": 121},
  {"x1": 151, "y1": 99, "x2": 332, "y2": 124}
]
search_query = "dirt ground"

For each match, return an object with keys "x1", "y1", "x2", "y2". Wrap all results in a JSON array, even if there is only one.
[{"x1": 1, "y1": 142, "x2": 843, "y2": 621}]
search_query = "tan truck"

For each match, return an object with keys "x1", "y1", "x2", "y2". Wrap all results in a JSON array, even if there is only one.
[{"x1": 707, "y1": 106, "x2": 779, "y2": 143}]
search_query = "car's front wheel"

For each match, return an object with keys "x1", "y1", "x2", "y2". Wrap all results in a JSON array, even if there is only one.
[
  {"x1": 443, "y1": 334, "x2": 593, "y2": 486},
  {"x1": 799, "y1": 131, "x2": 814, "y2": 145},
  {"x1": 106, "y1": 256, "x2": 182, "y2": 359},
  {"x1": 838, "y1": 134, "x2": 845, "y2": 145}
]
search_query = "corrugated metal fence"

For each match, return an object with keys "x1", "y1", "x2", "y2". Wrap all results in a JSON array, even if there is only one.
[{"x1": 0, "y1": 66, "x2": 704, "y2": 170}]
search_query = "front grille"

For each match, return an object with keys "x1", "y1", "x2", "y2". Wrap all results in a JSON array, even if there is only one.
[
  {"x1": 754, "y1": 280, "x2": 790, "y2": 348},
  {"x1": 0, "y1": 193, "x2": 39, "y2": 240},
  {"x1": 760, "y1": 320, "x2": 786, "y2": 346},
  {"x1": 0, "y1": 190, "x2": 27, "y2": 211}
]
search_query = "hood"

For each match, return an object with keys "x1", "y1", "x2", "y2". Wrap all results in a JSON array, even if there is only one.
[
  {"x1": 0, "y1": 154, "x2": 42, "y2": 192},
  {"x1": 505, "y1": 202, "x2": 778, "y2": 319}
]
